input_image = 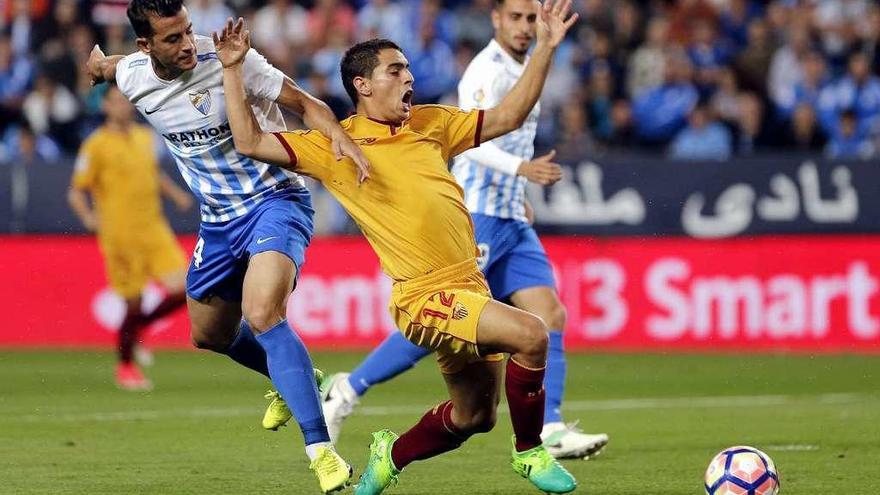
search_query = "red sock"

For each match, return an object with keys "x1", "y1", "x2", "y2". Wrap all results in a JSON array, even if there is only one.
[
  {"x1": 143, "y1": 292, "x2": 186, "y2": 323},
  {"x1": 118, "y1": 312, "x2": 143, "y2": 364},
  {"x1": 390, "y1": 401, "x2": 470, "y2": 470},
  {"x1": 506, "y1": 358, "x2": 546, "y2": 452}
]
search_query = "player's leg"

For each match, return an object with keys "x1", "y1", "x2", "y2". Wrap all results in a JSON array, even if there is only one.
[
  {"x1": 142, "y1": 226, "x2": 189, "y2": 325},
  {"x1": 144, "y1": 267, "x2": 187, "y2": 323},
  {"x1": 355, "y1": 360, "x2": 503, "y2": 495},
  {"x1": 500, "y1": 221, "x2": 608, "y2": 459},
  {"x1": 475, "y1": 301, "x2": 577, "y2": 493},
  {"x1": 511, "y1": 286, "x2": 609, "y2": 459},
  {"x1": 242, "y1": 251, "x2": 351, "y2": 491},
  {"x1": 510, "y1": 287, "x2": 566, "y2": 419},
  {"x1": 187, "y1": 293, "x2": 271, "y2": 376},
  {"x1": 116, "y1": 296, "x2": 152, "y2": 390},
  {"x1": 185, "y1": 219, "x2": 274, "y2": 378},
  {"x1": 321, "y1": 331, "x2": 430, "y2": 443},
  {"x1": 104, "y1": 246, "x2": 151, "y2": 390},
  {"x1": 239, "y1": 188, "x2": 351, "y2": 491}
]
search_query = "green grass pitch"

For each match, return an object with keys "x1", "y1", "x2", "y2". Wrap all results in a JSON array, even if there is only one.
[{"x1": 1, "y1": 351, "x2": 878, "y2": 494}]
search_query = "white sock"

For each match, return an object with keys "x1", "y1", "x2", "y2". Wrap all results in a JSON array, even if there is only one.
[
  {"x1": 305, "y1": 441, "x2": 333, "y2": 461},
  {"x1": 338, "y1": 376, "x2": 360, "y2": 403}
]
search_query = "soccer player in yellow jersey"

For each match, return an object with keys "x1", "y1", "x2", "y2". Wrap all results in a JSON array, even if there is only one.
[
  {"x1": 68, "y1": 84, "x2": 192, "y2": 391},
  {"x1": 213, "y1": 1, "x2": 578, "y2": 491}
]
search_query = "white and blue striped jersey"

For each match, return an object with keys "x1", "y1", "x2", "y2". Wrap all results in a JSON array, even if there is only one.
[
  {"x1": 115, "y1": 35, "x2": 304, "y2": 223},
  {"x1": 452, "y1": 39, "x2": 539, "y2": 223}
]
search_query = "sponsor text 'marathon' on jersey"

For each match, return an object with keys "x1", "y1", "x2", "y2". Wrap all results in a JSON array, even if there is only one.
[
  {"x1": 452, "y1": 39, "x2": 539, "y2": 223},
  {"x1": 115, "y1": 35, "x2": 304, "y2": 223}
]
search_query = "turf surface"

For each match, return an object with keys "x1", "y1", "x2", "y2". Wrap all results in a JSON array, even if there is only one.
[{"x1": 1, "y1": 351, "x2": 877, "y2": 494}]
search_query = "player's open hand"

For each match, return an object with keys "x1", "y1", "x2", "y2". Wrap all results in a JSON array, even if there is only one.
[
  {"x1": 213, "y1": 17, "x2": 250, "y2": 69},
  {"x1": 331, "y1": 131, "x2": 371, "y2": 183},
  {"x1": 536, "y1": 0, "x2": 578, "y2": 49},
  {"x1": 518, "y1": 149, "x2": 563, "y2": 186},
  {"x1": 86, "y1": 45, "x2": 107, "y2": 86}
]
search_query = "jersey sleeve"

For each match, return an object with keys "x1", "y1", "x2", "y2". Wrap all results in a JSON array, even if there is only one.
[
  {"x1": 430, "y1": 105, "x2": 485, "y2": 159},
  {"x1": 71, "y1": 138, "x2": 99, "y2": 190},
  {"x1": 271, "y1": 130, "x2": 336, "y2": 181},
  {"x1": 113, "y1": 52, "x2": 146, "y2": 100},
  {"x1": 242, "y1": 48, "x2": 285, "y2": 101}
]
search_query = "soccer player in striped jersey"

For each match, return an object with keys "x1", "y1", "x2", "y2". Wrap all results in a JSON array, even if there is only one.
[
  {"x1": 214, "y1": 0, "x2": 579, "y2": 490},
  {"x1": 85, "y1": 1, "x2": 366, "y2": 491},
  {"x1": 318, "y1": 0, "x2": 608, "y2": 460}
]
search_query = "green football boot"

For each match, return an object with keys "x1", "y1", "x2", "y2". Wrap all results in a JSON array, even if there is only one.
[
  {"x1": 261, "y1": 368, "x2": 326, "y2": 430},
  {"x1": 511, "y1": 436, "x2": 578, "y2": 493},
  {"x1": 354, "y1": 430, "x2": 401, "y2": 495}
]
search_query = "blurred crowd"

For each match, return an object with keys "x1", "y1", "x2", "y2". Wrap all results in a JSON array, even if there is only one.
[{"x1": 3, "y1": 0, "x2": 880, "y2": 163}]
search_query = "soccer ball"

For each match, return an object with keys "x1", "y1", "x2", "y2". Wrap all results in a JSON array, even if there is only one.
[{"x1": 704, "y1": 446, "x2": 779, "y2": 495}]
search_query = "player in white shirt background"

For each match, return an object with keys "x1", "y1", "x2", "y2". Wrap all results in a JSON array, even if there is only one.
[
  {"x1": 319, "y1": 0, "x2": 609, "y2": 461},
  {"x1": 86, "y1": 2, "x2": 368, "y2": 492}
]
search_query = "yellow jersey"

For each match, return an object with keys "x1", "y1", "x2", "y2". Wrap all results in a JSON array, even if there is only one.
[
  {"x1": 72, "y1": 124, "x2": 167, "y2": 243},
  {"x1": 274, "y1": 105, "x2": 485, "y2": 282}
]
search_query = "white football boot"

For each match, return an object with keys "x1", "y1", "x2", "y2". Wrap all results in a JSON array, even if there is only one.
[
  {"x1": 541, "y1": 421, "x2": 609, "y2": 460},
  {"x1": 320, "y1": 373, "x2": 360, "y2": 445}
]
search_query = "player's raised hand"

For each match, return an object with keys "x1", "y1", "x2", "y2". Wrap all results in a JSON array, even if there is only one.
[
  {"x1": 517, "y1": 149, "x2": 563, "y2": 186},
  {"x1": 86, "y1": 45, "x2": 107, "y2": 86},
  {"x1": 213, "y1": 17, "x2": 250, "y2": 69},
  {"x1": 536, "y1": 0, "x2": 578, "y2": 48},
  {"x1": 330, "y1": 132, "x2": 371, "y2": 183}
]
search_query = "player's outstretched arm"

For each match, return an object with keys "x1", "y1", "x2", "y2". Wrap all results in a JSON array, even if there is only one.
[
  {"x1": 214, "y1": 19, "x2": 289, "y2": 165},
  {"x1": 480, "y1": 0, "x2": 577, "y2": 142},
  {"x1": 86, "y1": 45, "x2": 124, "y2": 86}
]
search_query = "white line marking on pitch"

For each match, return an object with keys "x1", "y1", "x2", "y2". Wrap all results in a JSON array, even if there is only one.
[
  {"x1": 5, "y1": 393, "x2": 872, "y2": 424},
  {"x1": 766, "y1": 445, "x2": 820, "y2": 451}
]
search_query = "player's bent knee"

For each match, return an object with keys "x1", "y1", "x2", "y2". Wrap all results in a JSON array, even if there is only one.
[
  {"x1": 516, "y1": 314, "x2": 549, "y2": 358},
  {"x1": 241, "y1": 302, "x2": 283, "y2": 333},
  {"x1": 190, "y1": 329, "x2": 231, "y2": 352},
  {"x1": 458, "y1": 409, "x2": 498, "y2": 435}
]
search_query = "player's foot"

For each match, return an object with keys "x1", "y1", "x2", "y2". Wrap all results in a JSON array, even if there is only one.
[
  {"x1": 511, "y1": 436, "x2": 578, "y2": 494},
  {"x1": 115, "y1": 363, "x2": 152, "y2": 391},
  {"x1": 133, "y1": 344, "x2": 154, "y2": 368},
  {"x1": 354, "y1": 430, "x2": 400, "y2": 495},
  {"x1": 309, "y1": 445, "x2": 353, "y2": 494},
  {"x1": 262, "y1": 368, "x2": 326, "y2": 431},
  {"x1": 320, "y1": 372, "x2": 360, "y2": 444},
  {"x1": 541, "y1": 421, "x2": 609, "y2": 460}
]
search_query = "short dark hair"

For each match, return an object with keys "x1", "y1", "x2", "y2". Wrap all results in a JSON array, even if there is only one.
[
  {"x1": 340, "y1": 38, "x2": 402, "y2": 106},
  {"x1": 127, "y1": 0, "x2": 184, "y2": 38}
]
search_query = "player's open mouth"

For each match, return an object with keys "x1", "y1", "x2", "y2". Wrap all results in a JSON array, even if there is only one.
[{"x1": 402, "y1": 90, "x2": 413, "y2": 111}]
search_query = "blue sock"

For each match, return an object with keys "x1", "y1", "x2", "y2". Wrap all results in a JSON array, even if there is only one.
[
  {"x1": 544, "y1": 331, "x2": 566, "y2": 424},
  {"x1": 255, "y1": 320, "x2": 329, "y2": 445},
  {"x1": 223, "y1": 320, "x2": 269, "y2": 378},
  {"x1": 348, "y1": 331, "x2": 431, "y2": 396}
]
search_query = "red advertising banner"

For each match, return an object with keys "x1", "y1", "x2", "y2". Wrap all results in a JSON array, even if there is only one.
[{"x1": 2, "y1": 235, "x2": 879, "y2": 352}]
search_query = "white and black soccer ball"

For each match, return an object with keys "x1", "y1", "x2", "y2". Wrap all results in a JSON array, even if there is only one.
[{"x1": 705, "y1": 446, "x2": 780, "y2": 495}]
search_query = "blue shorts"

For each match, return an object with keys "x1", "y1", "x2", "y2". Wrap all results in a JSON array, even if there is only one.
[
  {"x1": 186, "y1": 184, "x2": 314, "y2": 302},
  {"x1": 472, "y1": 213, "x2": 556, "y2": 301}
]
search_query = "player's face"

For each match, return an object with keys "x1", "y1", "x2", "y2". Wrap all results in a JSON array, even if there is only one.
[
  {"x1": 137, "y1": 7, "x2": 197, "y2": 76},
  {"x1": 366, "y1": 49, "x2": 414, "y2": 123},
  {"x1": 103, "y1": 86, "x2": 135, "y2": 124},
  {"x1": 492, "y1": 0, "x2": 539, "y2": 58}
]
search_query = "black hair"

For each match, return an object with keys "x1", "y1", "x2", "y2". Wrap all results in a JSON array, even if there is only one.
[
  {"x1": 340, "y1": 38, "x2": 402, "y2": 106},
  {"x1": 127, "y1": 0, "x2": 184, "y2": 38}
]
